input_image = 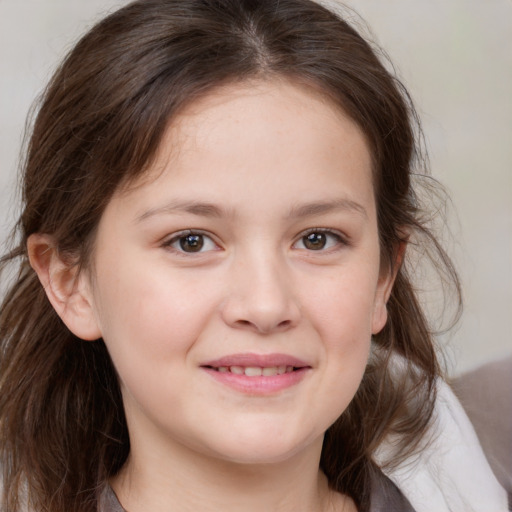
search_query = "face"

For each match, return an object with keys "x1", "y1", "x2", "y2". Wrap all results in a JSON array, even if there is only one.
[{"x1": 81, "y1": 80, "x2": 394, "y2": 465}]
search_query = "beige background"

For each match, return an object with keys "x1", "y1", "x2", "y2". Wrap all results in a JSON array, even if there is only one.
[{"x1": 1, "y1": 0, "x2": 511, "y2": 375}]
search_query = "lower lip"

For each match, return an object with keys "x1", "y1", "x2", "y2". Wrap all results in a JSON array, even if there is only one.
[{"x1": 202, "y1": 367, "x2": 309, "y2": 394}]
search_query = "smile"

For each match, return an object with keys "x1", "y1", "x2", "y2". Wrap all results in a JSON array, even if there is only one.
[
  {"x1": 211, "y1": 365, "x2": 296, "y2": 376},
  {"x1": 201, "y1": 354, "x2": 311, "y2": 394}
]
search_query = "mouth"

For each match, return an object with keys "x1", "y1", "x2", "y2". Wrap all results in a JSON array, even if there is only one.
[
  {"x1": 200, "y1": 353, "x2": 311, "y2": 393},
  {"x1": 204, "y1": 365, "x2": 300, "y2": 377}
]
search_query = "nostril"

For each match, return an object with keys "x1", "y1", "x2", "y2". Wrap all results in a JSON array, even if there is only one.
[
  {"x1": 235, "y1": 320, "x2": 253, "y2": 327},
  {"x1": 277, "y1": 320, "x2": 291, "y2": 329},
  {"x1": 232, "y1": 318, "x2": 293, "y2": 333}
]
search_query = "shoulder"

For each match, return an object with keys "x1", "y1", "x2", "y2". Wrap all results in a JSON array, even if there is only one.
[
  {"x1": 451, "y1": 355, "x2": 512, "y2": 505},
  {"x1": 370, "y1": 470, "x2": 416, "y2": 512},
  {"x1": 96, "y1": 484, "x2": 125, "y2": 512},
  {"x1": 373, "y1": 372, "x2": 509, "y2": 511}
]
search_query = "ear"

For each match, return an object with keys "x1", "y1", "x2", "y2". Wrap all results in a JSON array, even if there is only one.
[
  {"x1": 371, "y1": 241, "x2": 407, "y2": 335},
  {"x1": 27, "y1": 234, "x2": 102, "y2": 341}
]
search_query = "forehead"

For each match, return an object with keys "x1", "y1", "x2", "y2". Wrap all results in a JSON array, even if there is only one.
[{"x1": 116, "y1": 79, "x2": 374, "y2": 217}]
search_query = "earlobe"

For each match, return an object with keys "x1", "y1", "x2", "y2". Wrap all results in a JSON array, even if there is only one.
[
  {"x1": 371, "y1": 273, "x2": 393, "y2": 335},
  {"x1": 371, "y1": 241, "x2": 407, "y2": 335},
  {"x1": 371, "y1": 296, "x2": 388, "y2": 335},
  {"x1": 27, "y1": 234, "x2": 102, "y2": 341}
]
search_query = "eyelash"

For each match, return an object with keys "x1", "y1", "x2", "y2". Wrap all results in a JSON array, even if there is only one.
[
  {"x1": 293, "y1": 228, "x2": 347, "y2": 252},
  {"x1": 162, "y1": 230, "x2": 219, "y2": 255},
  {"x1": 161, "y1": 228, "x2": 348, "y2": 256}
]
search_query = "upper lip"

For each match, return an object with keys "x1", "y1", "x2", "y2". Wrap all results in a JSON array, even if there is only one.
[{"x1": 201, "y1": 353, "x2": 310, "y2": 368}]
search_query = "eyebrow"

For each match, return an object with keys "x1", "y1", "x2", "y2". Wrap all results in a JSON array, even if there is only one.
[
  {"x1": 135, "y1": 197, "x2": 367, "y2": 223},
  {"x1": 135, "y1": 200, "x2": 227, "y2": 223},
  {"x1": 287, "y1": 198, "x2": 368, "y2": 219}
]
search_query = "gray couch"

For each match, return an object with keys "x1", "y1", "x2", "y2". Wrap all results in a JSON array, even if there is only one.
[{"x1": 452, "y1": 355, "x2": 512, "y2": 508}]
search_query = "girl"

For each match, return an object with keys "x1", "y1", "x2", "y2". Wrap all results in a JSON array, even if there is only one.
[{"x1": 0, "y1": 1, "x2": 507, "y2": 511}]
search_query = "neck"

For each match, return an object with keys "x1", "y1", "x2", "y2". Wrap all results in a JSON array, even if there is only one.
[{"x1": 111, "y1": 436, "x2": 353, "y2": 512}]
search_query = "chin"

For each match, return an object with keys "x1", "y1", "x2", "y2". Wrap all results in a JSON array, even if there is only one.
[{"x1": 203, "y1": 427, "x2": 322, "y2": 466}]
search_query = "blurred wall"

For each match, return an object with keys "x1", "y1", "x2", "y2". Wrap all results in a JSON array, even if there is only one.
[{"x1": 1, "y1": 0, "x2": 511, "y2": 374}]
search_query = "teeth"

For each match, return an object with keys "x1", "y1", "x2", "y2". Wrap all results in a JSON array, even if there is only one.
[
  {"x1": 216, "y1": 365, "x2": 298, "y2": 376},
  {"x1": 244, "y1": 366, "x2": 262, "y2": 377}
]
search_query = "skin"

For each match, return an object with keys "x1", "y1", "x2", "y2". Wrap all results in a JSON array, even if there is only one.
[{"x1": 29, "y1": 79, "x2": 397, "y2": 512}]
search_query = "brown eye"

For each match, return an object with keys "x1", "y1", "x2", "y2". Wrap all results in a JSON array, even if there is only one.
[
  {"x1": 293, "y1": 230, "x2": 344, "y2": 252},
  {"x1": 165, "y1": 230, "x2": 218, "y2": 255},
  {"x1": 179, "y1": 234, "x2": 204, "y2": 252},
  {"x1": 303, "y1": 232, "x2": 327, "y2": 250},
  {"x1": 165, "y1": 231, "x2": 218, "y2": 254}
]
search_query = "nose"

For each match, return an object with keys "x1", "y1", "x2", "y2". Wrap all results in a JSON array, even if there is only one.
[{"x1": 221, "y1": 251, "x2": 301, "y2": 334}]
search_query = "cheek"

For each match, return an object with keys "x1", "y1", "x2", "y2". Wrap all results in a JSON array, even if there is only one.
[
  {"x1": 301, "y1": 265, "x2": 378, "y2": 405},
  {"x1": 92, "y1": 262, "x2": 220, "y2": 371},
  {"x1": 306, "y1": 267, "x2": 380, "y2": 344},
  {"x1": 92, "y1": 268, "x2": 223, "y2": 424}
]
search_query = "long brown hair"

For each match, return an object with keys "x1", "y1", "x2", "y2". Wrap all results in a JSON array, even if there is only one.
[{"x1": 0, "y1": 1, "x2": 461, "y2": 510}]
